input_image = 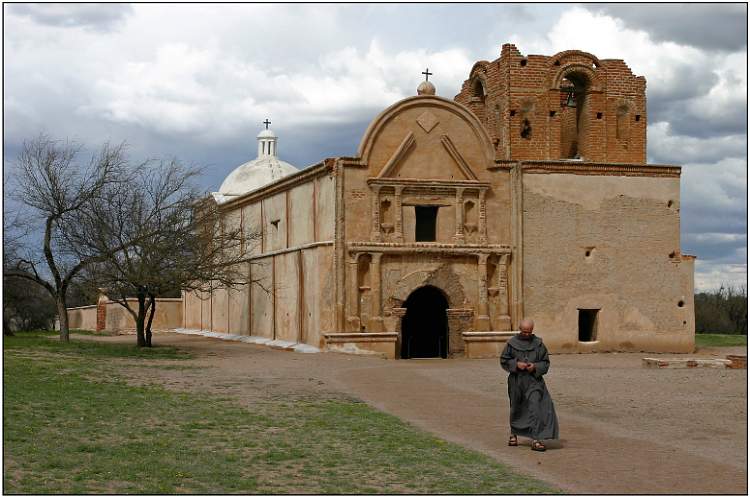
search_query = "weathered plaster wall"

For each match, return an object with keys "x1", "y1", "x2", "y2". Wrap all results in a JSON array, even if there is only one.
[
  {"x1": 68, "y1": 305, "x2": 98, "y2": 331},
  {"x1": 522, "y1": 172, "x2": 693, "y2": 353},
  {"x1": 184, "y1": 164, "x2": 337, "y2": 346}
]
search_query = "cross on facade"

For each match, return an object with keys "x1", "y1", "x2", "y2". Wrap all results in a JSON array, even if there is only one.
[
  {"x1": 263, "y1": 119, "x2": 271, "y2": 129},
  {"x1": 422, "y1": 68, "x2": 433, "y2": 81}
]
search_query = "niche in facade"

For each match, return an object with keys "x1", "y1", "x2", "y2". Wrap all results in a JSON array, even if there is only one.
[
  {"x1": 559, "y1": 74, "x2": 590, "y2": 159},
  {"x1": 463, "y1": 199, "x2": 478, "y2": 234},
  {"x1": 415, "y1": 206, "x2": 438, "y2": 242},
  {"x1": 380, "y1": 197, "x2": 393, "y2": 234}
]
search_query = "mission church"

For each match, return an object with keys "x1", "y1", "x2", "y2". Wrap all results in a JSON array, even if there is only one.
[{"x1": 182, "y1": 44, "x2": 696, "y2": 358}]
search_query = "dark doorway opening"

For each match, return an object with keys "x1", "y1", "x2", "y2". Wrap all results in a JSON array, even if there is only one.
[
  {"x1": 415, "y1": 206, "x2": 438, "y2": 242},
  {"x1": 578, "y1": 309, "x2": 599, "y2": 342},
  {"x1": 401, "y1": 286, "x2": 448, "y2": 359}
]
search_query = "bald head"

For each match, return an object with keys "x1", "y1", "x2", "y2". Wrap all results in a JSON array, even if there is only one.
[{"x1": 519, "y1": 318, "x2": 534, "y2": 332}]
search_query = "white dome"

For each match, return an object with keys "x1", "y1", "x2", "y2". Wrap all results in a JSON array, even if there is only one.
[
  {"x1": 218, "y1": 156, "x2": 297, "y2": 197},
  {"x1": 213, "y1": 124, "x2": 298, "y2": 203}
]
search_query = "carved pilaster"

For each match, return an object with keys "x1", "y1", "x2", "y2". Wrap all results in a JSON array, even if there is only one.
[
  {"x1": 394, "y1": 186, "x2": 404, "y2": 243},
  {"x1": 369, "y1": 252, "x2": 384, "y2": 332},
  {"x1": 347, "y1": 254, "x2": 361, "y2": 331},
  {"x1": 454, "y1": 187, "x2": 465, "y2": 244},
  {"x1": 371, "y1": 186, "x2": 382, "y2": 242},
  {"x1": 478, "y1": 189, "x2": 488, "y2": 244},
  {"x1": 497, "y1": 253, "x2": 511, "y2": 330},
  {"x1": 476, "y1": 253, "x2": 490, "y2": 331}
]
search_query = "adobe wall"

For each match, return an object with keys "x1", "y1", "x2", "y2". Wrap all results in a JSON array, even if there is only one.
[
  {"x1": 68, "y1": 299, "x2": 183, "y2": 333},
  {"x1": 455, "y1": 44, "x2": 647, "y2": 164},
  {"x1": 327, "y1": 93, "x2": 515, "y2": 358},
  {"x1": 67, "y1": 305, "x2": 98, "y2": 331},
  {"x1": 520, "y1": 164, "x2": 694, "y2": 353},
  {"x1": 184, "y1": 162, "x2": 337, "y2": 348}
]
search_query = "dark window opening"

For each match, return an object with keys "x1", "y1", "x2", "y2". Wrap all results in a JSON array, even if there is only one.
[
  {"x1": 554, "y1": 60, "x2": 560, "y2": 66},
  {"x1": 549, "y1": 110, "x2": 556, "y2": 117},
  {"x1": 520, "y1": 119, "x2": 532, "y2": 139},
  {"x1": 635, "y1": 114, "x2": 641, "y2": 121},
  {"x1": 510, "y1": 109, "x2": 516, "y2": 117},
  {"x1": 596, "y1": 112, "x2": 603, "y2": 119},
  {"x1": 415, "y1": 206, "x2": 438, "y2": 242},
  {"x1": 678, "y1": 300, "x2": 685, "y2": 308},
  {"x1": 520, "y1": 59, "x2": 528, "y2": 67},
  {"x1": 270, "y1": 219, "x2": 280, "y2": 229},
  {"x1": 578, "y1": 309, "x2": 599, "y2": 342}
]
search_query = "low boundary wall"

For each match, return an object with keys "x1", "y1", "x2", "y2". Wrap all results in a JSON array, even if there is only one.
[{"x1": 68, "y1": 298, "x2": 183, "y2": 333}]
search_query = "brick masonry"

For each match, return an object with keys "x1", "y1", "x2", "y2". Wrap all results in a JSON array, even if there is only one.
[{"x1": 454, "y1": 44, "x2": 647, "y2": 164}]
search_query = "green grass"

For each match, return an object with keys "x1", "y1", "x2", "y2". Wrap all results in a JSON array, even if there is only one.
[
  {"x1": 4, "y1": 330, "x2": 189, "y2": 359},
  {"x1": 695, "y1": 333, "x2": 747, "y2": 348},
  {"x1": 3, "y1": 334, "x2": 559, "y2": 494}
]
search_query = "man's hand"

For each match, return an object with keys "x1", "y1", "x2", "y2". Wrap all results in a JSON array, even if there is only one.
[
  {"x1": 516, "y1": 361, "x2": 527, "y2": 371},
  {"x1": 526, "y1": 363, "x2": 536, "y2": 372}
]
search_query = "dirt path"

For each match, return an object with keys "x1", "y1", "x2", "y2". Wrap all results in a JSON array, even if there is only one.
[{"x1": 87, "y1": 333, "x2": 747, "y2": 494}]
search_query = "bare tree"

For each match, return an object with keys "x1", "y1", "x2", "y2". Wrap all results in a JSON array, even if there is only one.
[
  {"x1": 78, "y1": 160, "x2": 259, "y2": 347},
  {"x1": 5, "y1": 135, "x2": 128, "y2": 341}
]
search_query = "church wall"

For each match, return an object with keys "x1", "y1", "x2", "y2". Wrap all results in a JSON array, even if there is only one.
[
  {"x1": 200, "y1": 289, "x2": 212, "y2": 330},
  {"x1": 228, "y1": 284, "x2": 250, "y2": 336},
  {"x1": 262, "y1": 192, "x2": 288, "y2": 252},
  {"x1": 521, "y1": 170, "x2": 693, "y2": 353},
  {"x1": 317, "y1": 172, "x2": 336, "y2": 241},
  {"x1": 289, "y1": 181, "x2": 315, "y2": 247},
  {"x1": 250, "y1": 257, "x2": 274, "y2": 338},
  {"x1": 184, "y1": 290, "x2": 201, "y2": 329},
  {"x1": 274, "y1": 251, "x2": 301, "y2": 342},
  {"x1": 485, "y1": 169, "x2": 513, "y2": 244},
  {"x1": 242, "y1": 203, "x2": 263, "y2": 256},
  {"x1": 211, "y1": 287, "x2": 229, "y2": 333}
]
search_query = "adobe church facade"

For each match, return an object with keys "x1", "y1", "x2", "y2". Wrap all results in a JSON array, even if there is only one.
[{"x1": 182, "y1": 44, "x2": 695, "y2": 358}]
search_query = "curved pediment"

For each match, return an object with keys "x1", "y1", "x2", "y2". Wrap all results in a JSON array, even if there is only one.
[{"x1": 357, "y1": 95, "x2": 494, "y2": 181}]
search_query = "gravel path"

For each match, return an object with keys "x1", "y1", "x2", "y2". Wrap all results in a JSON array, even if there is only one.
[{"x1": 87, "y1": 333, "x2": 747, "y2": 494}]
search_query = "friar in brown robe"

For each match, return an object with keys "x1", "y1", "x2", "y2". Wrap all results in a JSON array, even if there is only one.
[{"x1": 500, "y1": 318, "x2": 559, "y2": 451}]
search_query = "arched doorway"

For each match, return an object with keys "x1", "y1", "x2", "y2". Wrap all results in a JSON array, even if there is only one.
[{"x1": 400, "y1": 286, "x2": 448, "y2": 359}]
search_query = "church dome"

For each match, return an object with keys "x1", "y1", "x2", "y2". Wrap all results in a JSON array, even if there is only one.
[{"x1": 213, "y1": 123, "x2": 298, "y2": 203}]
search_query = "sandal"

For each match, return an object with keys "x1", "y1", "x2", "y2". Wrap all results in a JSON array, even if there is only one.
[
  {"x1": 508, "y1": 435, "x2": 518, "y2": 446},
  {"x1": 531, "y1": 440, "x2": 546, "y2": 452}
]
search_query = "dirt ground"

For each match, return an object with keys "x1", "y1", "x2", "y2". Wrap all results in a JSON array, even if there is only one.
[{"x1": 84, "y1": 333, "x2": 747, "y2": 494}]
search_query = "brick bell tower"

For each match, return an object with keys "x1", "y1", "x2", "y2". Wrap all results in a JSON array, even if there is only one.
[{"x1": 455, "y1": 44, "x2": 647, "y2": 164}]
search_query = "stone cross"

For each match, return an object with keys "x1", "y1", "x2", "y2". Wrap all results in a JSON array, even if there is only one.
[
  {"x1": 263, "y1": 119, "x2": 271, "y2": 129},
  {"x1": 422, "y1": 68, "x2": 433, "y2": 81}
]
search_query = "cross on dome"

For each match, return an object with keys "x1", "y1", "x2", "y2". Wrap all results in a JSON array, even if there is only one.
[
  {"x1": 263, "y1": 119, "x2": 271, "y2": 129},
  {"x1": 422, "y1": 68, "x2": 433, "y2": 81}
]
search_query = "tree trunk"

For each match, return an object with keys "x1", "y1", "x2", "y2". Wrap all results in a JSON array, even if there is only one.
[
  {"x1": 135, "y1": 293, "x2": 146, "y2": 347},
  {"x1": 145, "y1": 293, "x2": 156, "y2": 347},
  {"x1": 57, "y1": 295, "x2": 70, "y2": 342}
]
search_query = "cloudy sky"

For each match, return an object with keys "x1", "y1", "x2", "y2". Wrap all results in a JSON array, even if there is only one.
[{"x1": 4, "y1": 3, "x2": 747, "y2": 291}]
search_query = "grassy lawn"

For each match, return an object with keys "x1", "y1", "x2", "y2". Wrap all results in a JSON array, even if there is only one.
[
  {"x1": 4, "y1": 332, "x2": 558, "y2": 494},
  {"x1": 695, "y1": 333, "x2": 747, "y2": 348}
]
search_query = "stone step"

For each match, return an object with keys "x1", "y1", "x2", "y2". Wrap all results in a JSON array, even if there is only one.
[{"x1": 642, "y1": 358, "x2": 732, "y2": 369}]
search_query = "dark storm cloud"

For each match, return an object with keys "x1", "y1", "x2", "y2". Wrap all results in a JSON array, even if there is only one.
[
  {"x1": 8, "y1": 4, "x2": 133, "y2": 31},
  {"x1": 592, "y1": 3, "x2": 747, "y2": 52}
]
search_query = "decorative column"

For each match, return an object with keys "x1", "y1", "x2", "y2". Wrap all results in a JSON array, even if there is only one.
[
  {"x1": 454, "y1": 188, "x2": 465, "y2": 244},
  {"x1": 347, "y1": 254, "x2": 361, "y2": 331},
  {"x1": 394, "y1": 186, "x2": 404, "y2": 243},
  {"x1": 370, "y1": 186, "x2": 382, "y2": 242},
  {"x1": 369, "y1": 252, "x2": 384, "y2": 332},
  {"x1": 497, "y1": 253, "x2": 511, "y2": 329},
  {"x1": 478, "y1": 189, "x2": 488, "y2": 244},
  {"x1": 476, "y1": 253, "x2": 490, "y2": 331}
]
